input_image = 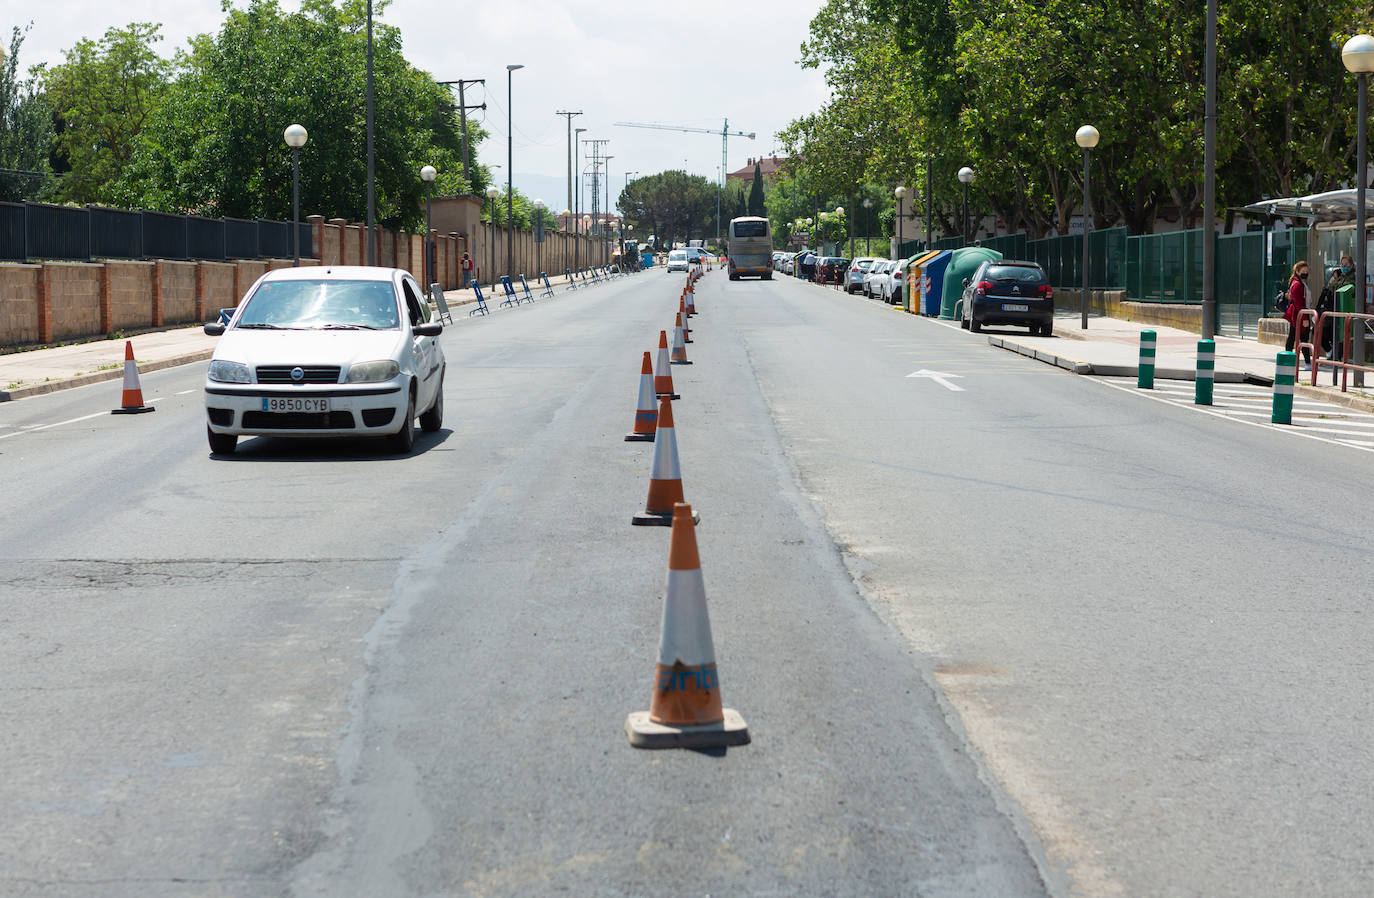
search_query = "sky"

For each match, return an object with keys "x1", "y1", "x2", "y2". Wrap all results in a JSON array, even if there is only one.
[{"x1": 14, "y1": 0, "x2": 833, "y2": 209}]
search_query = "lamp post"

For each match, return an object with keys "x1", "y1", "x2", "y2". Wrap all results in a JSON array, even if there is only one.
[
  {"x1": 957, "y1": 167, "x2": 974, "y2": 246},
  {"x1": 365, "y1": 0, "x2": 375, "y2": 265},
  {"x1": 420, "y1": 165, "x2": 436, "y2": 286},
  {"x1": 574, "y1": 127, "x2": 586, "y2": 268},
  {"x1": 562, "y1": 208, "x2": 570, "y2": 274},
  {"x1": 533, "y1": 198, "x2": 544, "y2": 276},
  {"x1": 1076, "y1": 125, "x2": 1100, "y2": 330},
  {"x1": 1343, "y1": 34, "x2": 1374, "y2": 381},
  {"x1": 486, "y1": 185, "x2": 499, "y2": 288},
  {"x1": 284, "y1": 124, "x2": 308, "y2": 267},
  {"x1": 602, "y1": 155, "x2": 614, "y2": 265},
  {"x1": 862, "y1": 198, "x2": 873, "y2": 256},
  {"x1": 1202, "y1": 0, "x2": 1218, "y2": 340},
  {"x1": 505, "y1": 64, "x2": 523, "y2": 280},
  {"x1": 894, "y1": 185, "x2": 906, "y2": 254}
]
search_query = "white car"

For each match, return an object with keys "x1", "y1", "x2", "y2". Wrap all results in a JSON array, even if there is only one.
[
  {"x1": 666, "y1": 249, "x2": 689, "y2": 272},
  {"x1": 878, "y1": 258, "x2": 910, "y2": 304},
  {"x1": 203, "y1": 266, "x2": 446, "y2": 456},
  {"x1": 864, "y1": 260, "x2": 892, "y2": 298}
]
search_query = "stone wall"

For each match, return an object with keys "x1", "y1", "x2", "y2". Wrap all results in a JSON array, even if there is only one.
[
  {"x1": 106, "y1": 261, "x2": 155, "y2": 333},
  {"x1": 0, "y1": 265, "x2": 41, "y2": 346},
  {"x1": 157, "y1": 260, "x2": 199, "y2": 325},
  {"x1": 42, "y1": 263, "x2": 104, "y2": 341}
]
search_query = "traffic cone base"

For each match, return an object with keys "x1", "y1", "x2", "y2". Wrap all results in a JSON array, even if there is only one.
[
  {"x1": 626, "y1": 707, "x2": 748, "y2": 749},
  {"x1": 111, "y1": 340, "x2": 155, "y2": 414}
]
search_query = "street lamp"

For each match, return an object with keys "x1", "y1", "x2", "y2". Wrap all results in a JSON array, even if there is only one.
[
  {"x1": 894, "y1": 186, "x2": 907, "y2": 253},
  {"x1": 863, "y1": 198, "x2": 873, "y2": 255},
  {"x1": 506, "y1": 64, "x2": 524, "y2": 281},
  {"x1": 486, "y1": 185, "x2": 500, "y2": 288},
  {"x1": 957, "y1": 167, "x2": 974, "y2": 245},
  {"x1": 1076, "y1": 125, "x2": 1100, "y2": 330},
  {"x1": 420, "y1": 164, "x2": 437, "y2": 287},
  {"x1": 1343, "y1": 33, "x2": 1374, "y2": 379},
  {"x1": 283, "y1": 124, "x2": 308, "y2": 267},
  {"x1": 365, "y1": 0, "x2": 375, "y2": 265},
  {"x1": 602, "y1": 155, "x2": 614, "y2": 265},
  {"x1": 836, "y1": 205, "x2": 847, "y2": 259},
  {"x1": 562, "y1": 208, "x2": 571, "y2": 274},
  {"x1": 533, "y1": 198, "x2": 545, "y2": 276},
  {"x1": 574, "y1": 127, "x2": 586, "y2": 269}
]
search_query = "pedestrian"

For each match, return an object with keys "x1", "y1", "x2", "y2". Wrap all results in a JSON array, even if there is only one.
[
  {"x1": 461, "y1": 251, "x2": 474, "y2": 287},
  {"x1": 1283, "y1": 260, "x2": 1313, "y2": 367}
]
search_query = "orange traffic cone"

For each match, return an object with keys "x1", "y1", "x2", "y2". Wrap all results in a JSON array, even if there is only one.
[
  {"x1": 110, "y1": 340, "x2": 155, "y2": 414},
  {"x1": 678, "y1": 296, "x2": 692, "y2": 342},
  {"x1": 685, "y1": 284, "x2": 696, "y2": 317},
  {"x1": 653, "y1": 330, "x2": 679, "y2": 400},
  {"x1": 626, "y1": 502, "x2": 748, "y2": 748},
  {"x1": 625, "y1": 351, "x2": 658, "y2": 442},
  {"x1": 631, "y1": 397, "x2": 698, "y2": 526},
  {"x1": 671, "y1": 313, "x2": 692, "y2": 365}
]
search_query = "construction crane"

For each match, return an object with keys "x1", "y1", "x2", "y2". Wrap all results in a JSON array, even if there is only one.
[{"x1": 615, "y1": 119, "x2": 756, "y2": 245}]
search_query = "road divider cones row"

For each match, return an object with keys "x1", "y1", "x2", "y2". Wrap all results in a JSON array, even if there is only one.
[{"x1": 111, "y1": 340, "x2": 155, "y2": 415}]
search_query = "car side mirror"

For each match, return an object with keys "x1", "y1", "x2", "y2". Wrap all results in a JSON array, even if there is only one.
[
  {"x1": 204, "y1": 322, "x2": 225, "y2": 336},
  {"x1": 962, "y1": 278, "x2": 970, "y2": 287},
  {"x1": 413, "y1": 322, "x2": 443, "y2": 337}
]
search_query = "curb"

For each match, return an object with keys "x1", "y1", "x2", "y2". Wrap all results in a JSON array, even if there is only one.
[
  {"x1": 988, "y1": 336, "x2": 1254, "y2": 382},
  {"x1": 0, "y1": 350, "x2": 215, "y2": 402}
]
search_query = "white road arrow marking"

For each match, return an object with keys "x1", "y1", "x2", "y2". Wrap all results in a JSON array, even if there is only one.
[{"x1": 906, "y1": 369, "x2": 965, "y2": 392}]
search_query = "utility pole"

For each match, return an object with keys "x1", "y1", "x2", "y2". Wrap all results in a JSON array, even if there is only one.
[
  {"x1": 556, "y1": 110, "x2": 582, "y2": 225},
  {"x1": 439, "y1": 80, "x2": 486, "y2": 189},
  {"x1": 585, "y1": 139, "x2": 610, "y2": 264}
]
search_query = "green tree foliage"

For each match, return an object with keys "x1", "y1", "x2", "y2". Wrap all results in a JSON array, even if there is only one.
[
  {"x1": 617, "y1": 170, "x2": 716, "y2": 249},
  {"x1": 41, "y1": 23, "x2": 170, "y2": 205},
  {"x1": 747, "y1": 162, "x2": 765, "y2": 217},
  {"x1": 0, "y1": 26, "x2": 55, "y2": 202},
  {"x1": 123, "y1": 0, "x2": 470, "y2": 230},
  {"x1": 783, "y1": 0, "x2": 1374, "y2": 239}
]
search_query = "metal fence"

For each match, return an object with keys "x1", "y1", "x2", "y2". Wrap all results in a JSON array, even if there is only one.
[
  {"x1": 0, "y1": 201, "x2": 312, "y2": 263},
  {"x1": 900, "y1": 228, "x2": 1128, "y2": 290}
]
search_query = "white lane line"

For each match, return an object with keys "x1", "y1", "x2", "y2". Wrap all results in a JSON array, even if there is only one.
[
  {"x1": 1087, "y1": 377, "x2": 1373, "y2": 453},
  {"x1": 175, "y1": 389, "x2": 197, "y2": 395},
  {"x1": 0, "y1": 397, "x2": 161, "y2": 440}
]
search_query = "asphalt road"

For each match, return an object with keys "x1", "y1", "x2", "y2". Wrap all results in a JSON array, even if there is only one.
[{"x1": 1, "y1": 267, "x2": 1370, "y2": 897}]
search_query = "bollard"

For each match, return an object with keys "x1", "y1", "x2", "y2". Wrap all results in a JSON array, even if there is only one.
[
  {"x1": 1272, "y1": 351, "x2": 1296, "y2": 424},
  {"x1": 1195, "y1": 339, "x2": 1215, "y2": 405},
  {"x1": 1137, "y1": 330, "x2": 1156, "y2": 389}
]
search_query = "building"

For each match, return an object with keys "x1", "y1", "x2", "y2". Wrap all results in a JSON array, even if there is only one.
[{"x1": 725, "y1": 155, "x2": 790, "y2": 184}]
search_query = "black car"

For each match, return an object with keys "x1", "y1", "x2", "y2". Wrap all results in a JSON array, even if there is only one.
[
  {"x1": 960, "y1": 260, "x2": 1054, "y2": 335},
  {"x1": 817, "y1": 256, "x2": 850, "y2": 285}
]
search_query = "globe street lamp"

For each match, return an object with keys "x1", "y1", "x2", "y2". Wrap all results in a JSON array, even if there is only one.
[
  {"x1": 505, "y1": 64, "x2": 524, "y2": 281},
  {"x1": 1343, "y1": 33, "x2": 1374, "y2": 380},
  {"x1": 1076, "y1": 125, "x2": 1100, "y2": 329},
  {"x1": 836, "y1": 205, "x2": 847, "y2": 259},
  {"x1": 420, "y1": 165, "x2": 437, "y2": 287},
  {"x1": 533, "y1": 198, "x2": 545, "y2": 276},
  {"x1": 283, "y1": 124, "x2": 308, "y2": 267},
  {"x1": 486, "y1": 185, "x2": 500, "y2": 289},
  {"x1": 957, "y1": 167, "x2": 975, "y2": 246},
  {"x1": 894, "y1": 185, "x2": 907, "y2": 253}
]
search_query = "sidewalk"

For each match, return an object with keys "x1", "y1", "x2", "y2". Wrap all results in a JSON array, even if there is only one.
[
  {"x1": 0, "y1": 267, "x2": 633, "y2": 402},
  {"x1": 984, "y1": 311, "x2": 1374, "y2": 413}
]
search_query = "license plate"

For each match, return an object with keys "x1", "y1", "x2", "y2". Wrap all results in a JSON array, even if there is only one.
[
  {"x1": 1002, "y1": 303, "x2": 1029, "y2": 312},
  {"x1": 262, "y1": 397, "x2": 330, "y2": 413}
]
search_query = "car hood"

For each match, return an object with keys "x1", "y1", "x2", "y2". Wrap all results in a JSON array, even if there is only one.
[{"x1": 213, "y1": 328, "x2": 409, "y2": 368}]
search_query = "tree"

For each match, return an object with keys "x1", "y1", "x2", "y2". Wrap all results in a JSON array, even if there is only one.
[
  {"x1": 42, "y1": 23, "x2": 170, "y2": 205},
  {"x1": 747, "y1": 162, "x2": 765, "y2": 217},
  {"x1": 0, "y1": 25, "x2": 55, "y2": 202},
  {"x1": 124, "y1": 0, "x2": 465, "y2": 230},
  {"x1": 617, "y1": 170, "x2": 715, "y2": 249}
]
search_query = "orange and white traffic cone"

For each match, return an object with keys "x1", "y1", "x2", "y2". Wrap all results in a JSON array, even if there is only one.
[
  {"x1": 653, "y1": 330, "x2": 678, "y2": 400},
  {"x1": 110, "y1": 340, "x2": 155, "y2": 415},
  {"x1": 626, "y1": 502, "x2": 748, "y2": 748},
  {"x1": 671, "y1": 313, "x2": 692, "y2": 365},
  {"x1": 625, "y1": 351, "x2": 658, "y2": 442},
  {"x1": 631, "y1": 397, "x2": 697, "y2": 526},
  {"x1": 678, "y1": 296, "x2": 692, "y2": 342}
]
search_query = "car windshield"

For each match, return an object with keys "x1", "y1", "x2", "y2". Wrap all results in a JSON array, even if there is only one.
[
  {"x1": 238, "y1": 279, "x2": 400, "y2": 330},
  {"x1": 985, "y1": 265, "x2": 1046, "y2": 283},
  {"x1": 669, "y1": 251, "x2": 687, "y2": 260}
]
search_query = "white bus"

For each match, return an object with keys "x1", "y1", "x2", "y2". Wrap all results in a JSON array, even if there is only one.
[{"x1": 727, "y1": 217, "x2": 773, "y2": 280}]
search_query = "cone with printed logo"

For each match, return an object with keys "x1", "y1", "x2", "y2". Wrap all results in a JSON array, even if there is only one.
[
  {"x1": 626, "y1": 502, "x2": 748, "y2": 749},
  {"x1": 653, "y1": 330, "x2": 679, "y2": 400},
  {"x1": 631, "y1": 397, "x2": 698, "y2": 526},
  {"x1": 671, "y1": 313, "x2": 692, "y2": 365},
  {"x1": 625, "y1": 351, "x2": 658, "y2": 442},
  {"x1": 110, "y1": 340, "x2": 155, "y2": 414}
]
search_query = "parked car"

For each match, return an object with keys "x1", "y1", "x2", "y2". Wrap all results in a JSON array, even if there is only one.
[
  {"x1": 817, "y1": 256, "x2": 849, "y2": 285},
  {"x1": 846, "y1": 257, "x2": 877, "y2": 294},
  {"x1": 882, "y1": 258, "x2": 912, "y2": 305},
  {"x1": 667, "y1": 249, "x2": 690, "y2": 272},
  {"x1": 959, "y1": 259, "x2": 1055, "y2": 335},
  {"x1": 203, "y1": 266, "x2": 445, "y2": 456},
  {"x1": 782, "y1": 253, "x2": 798, "y2": 275},
  {"x1": 864, "y1": 260, "x2": 892, "y2": 298},
  {"x1": 771, "y1": 251, "x2": 786, "y2": 270}
]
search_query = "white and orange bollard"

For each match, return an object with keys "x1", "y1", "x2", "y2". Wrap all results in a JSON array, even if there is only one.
[{"x1": 626, "y1": 502, "x2": 748, "y2": 748}]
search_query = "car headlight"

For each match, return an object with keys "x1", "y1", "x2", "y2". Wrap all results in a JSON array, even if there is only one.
[
  {"x1": 346, "y1": 360, "x2": 400, "y2": 383},
  {"x1": 208, "y1": 360, "x2": 251, "y2": 383}
]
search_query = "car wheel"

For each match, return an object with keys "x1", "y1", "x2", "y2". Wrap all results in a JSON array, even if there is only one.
[
  {"x1": 207, "y1": 426, "x2": 237, "y2": 455},
  {"x1": 389, "y1": 389, "x2": 416, "y2": 454},
  {"x1": 763, "y1": 272, "x2": 772, "y2": 280},
  {"x1": 419, "y1": 371, "x2": 444, "y2": 432},
  {"x1": 1041, "y1": 322, "x2": 1053, "y2": 337},
  {"x1": 970, "y1": 315, "x2": 982, "y2": 333},
  {"x1": 960, "y1": 314, "x2": 970, "y2": 329}
]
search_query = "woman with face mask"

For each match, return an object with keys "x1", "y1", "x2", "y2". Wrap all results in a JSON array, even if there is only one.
[
  {"x1": 1316, "y1": 255, "x2": 1355, "y2": 357},
  {"x1": 1284, "y1": 260, "x2": 1314, "y2": 366}
]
